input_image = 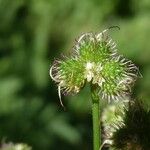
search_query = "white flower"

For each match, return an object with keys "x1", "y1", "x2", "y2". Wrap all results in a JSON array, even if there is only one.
[
  {"x1": 15, "y1": 144, "x2": 24, "y2": 150},
  {"x1": 85, "y1": 62, "x2": 94, "y2": 70},
  {"x1": 84, "y1": 62, "x2": 95, "y2": 82}
]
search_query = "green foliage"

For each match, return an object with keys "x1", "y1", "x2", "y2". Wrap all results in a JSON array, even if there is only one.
[{"x1": 0, "y1": 0, "x2": 149, "y2": 149}]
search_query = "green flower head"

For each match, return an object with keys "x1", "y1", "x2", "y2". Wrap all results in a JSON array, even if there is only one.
[
  {"x1": 101, "y1": 101, "x2": 128, "y2": 148},
  {"x1": 50, "y1": 28, "x2": 140, "y2": 104}
]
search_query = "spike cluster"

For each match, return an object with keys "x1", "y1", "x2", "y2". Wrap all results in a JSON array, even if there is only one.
[
  {"x1": 101, "y1": 101, "x2": 128, "y2": 148},
  {"x1": 50, "y1": 29, "x2": 140, "y2": 102}
]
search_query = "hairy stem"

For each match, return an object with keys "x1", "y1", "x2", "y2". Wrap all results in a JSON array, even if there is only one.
[{"x1": 91, "y1": 85, "x2": 101, "y2": 150}]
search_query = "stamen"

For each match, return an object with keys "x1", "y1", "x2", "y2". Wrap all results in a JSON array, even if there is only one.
[
  {"x1": 49, "y1": 66, "x2": 58, "y2": 82},
  {"x1": 58, "y1": 86, "x2": 65, "y2": 109}
]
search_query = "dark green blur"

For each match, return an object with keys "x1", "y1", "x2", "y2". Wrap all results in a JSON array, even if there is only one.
[{"x1": 0, "y1": 0, "x2": 149, "y2": 149}]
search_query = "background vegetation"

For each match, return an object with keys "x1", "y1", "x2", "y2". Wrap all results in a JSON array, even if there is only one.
[{"x1": 0, "y1": 0, "x2": 149, "y2": 149}]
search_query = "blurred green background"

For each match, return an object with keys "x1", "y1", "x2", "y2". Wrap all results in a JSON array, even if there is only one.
[{"x1": 0, "y1": 0, "x2": 149, "y2": 149}]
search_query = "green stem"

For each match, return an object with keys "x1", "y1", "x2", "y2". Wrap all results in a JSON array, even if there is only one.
[{"x1": 91, "y1": 85, "x2": 101, "y2": 150}]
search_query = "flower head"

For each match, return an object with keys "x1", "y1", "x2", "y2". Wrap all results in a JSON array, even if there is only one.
[
  {"x1": 50, "y1": 28, "x2": 141, "y2": 104},
  {"x1": 101, "y1": 101, "x2": 128, "y2": 149}
]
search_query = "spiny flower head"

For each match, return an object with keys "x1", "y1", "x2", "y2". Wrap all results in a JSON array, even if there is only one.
[
  {"x1": 50, "y1": 28, "x2": 140, "y2": 104},
  {"x1": 101, "y1": 101, "x2": 128, "y2": 148}
]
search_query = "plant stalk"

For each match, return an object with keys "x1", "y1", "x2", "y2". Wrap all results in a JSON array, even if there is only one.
[{"x1": 91, "y1": 85, "x2": 101, "y2": 150}]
